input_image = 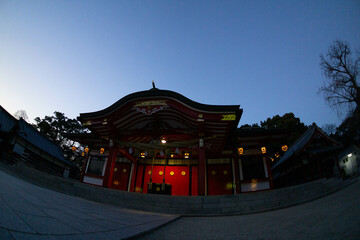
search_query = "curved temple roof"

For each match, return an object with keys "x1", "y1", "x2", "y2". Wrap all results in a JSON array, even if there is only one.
[
  {"x1": 79, "y1": 88, "x2": 242, "y2": 120},
  {"x1": 78, "y1": 87, "x2": 243, "y2": 152}
]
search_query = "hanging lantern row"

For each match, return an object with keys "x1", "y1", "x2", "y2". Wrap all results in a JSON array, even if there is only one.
[
  {"x1": 138, "y1": 150, "x2": 190, "y2": 159},
  {"x1": 73, "y1": 146, "x2": 193, "y2": 158},
  {"x1": 237, "y1": 145, "x2": 288, "y2": 156},
  {"x1": 71, "y1": 147, "x2": 105, "y2": 154},
  {"x1": 71, "y1": 147, "x2": 90, "y2": 152},
  {"x1": 237, "y1": 147, "x2": 267, "y2": 155}
]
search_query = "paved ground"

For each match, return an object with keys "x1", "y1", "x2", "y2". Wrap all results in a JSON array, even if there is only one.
[
  {"x1": 137, "y1": 178, "x2": 360, "y2": 240},
  {"x1": 1, "y1": 167, "x2": 359, "y2": 240},
  {"x1": 0, "y1": 169, "x2": 178, "y2": 240}
]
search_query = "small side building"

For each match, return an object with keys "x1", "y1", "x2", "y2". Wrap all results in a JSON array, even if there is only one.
[
  {"x1": 0, "y1": 105, "x2": 76, "y2": 177},
  {"x1": 272, "y1": 123, "x2": 342, "y2": 188},
  {"x1": 338, "y1": 145, "x2": 360, "y2": 178}
]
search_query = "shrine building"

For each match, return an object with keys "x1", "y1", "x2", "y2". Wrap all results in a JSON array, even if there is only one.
[{"x1": 72, "y1": 86, "x2": 287, "y2": 196}]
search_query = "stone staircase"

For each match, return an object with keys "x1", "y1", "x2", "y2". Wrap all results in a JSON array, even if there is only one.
[{"x1": 0, "y1": 159, "x2": 356, "y2": 216}]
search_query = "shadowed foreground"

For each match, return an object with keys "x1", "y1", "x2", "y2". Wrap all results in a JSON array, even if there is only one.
[
  {"x1": 0, "y1": 163, "x2": 359, "y2": 240},
  {"x1": 0, "y1": 169, "x2": 178, "y2": 240},
  {"x1": 137, "y1": 178, "x2": 360, "y2": 240}
]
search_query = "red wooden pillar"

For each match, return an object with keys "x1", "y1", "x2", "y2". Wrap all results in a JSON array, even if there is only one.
[
  {"x1": 265, "y1": 157, "x2": 274, "y2": 189},
  {"x1": 315, "y1": 157, "x2": 323, "y2": 178},
  {"x1": 129, "y1": 162, "x2": 137, "y2": 192},
  {"x1": 232, "y1": 155, "x2": 241, "y2": 194},
  {"x1": 103, "y1": 147, "x2": 118, "y2": 188},
  {"x1": 80, "y1": 153, "x2": 90, "y2": 182},
  {"x1": 198, "y1": 147, "x2": 206, "y2": 196}
]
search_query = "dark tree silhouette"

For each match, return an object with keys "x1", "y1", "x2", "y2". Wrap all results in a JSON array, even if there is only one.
[
  {"x1": 260, "y1": 112, "x2": 308, "y2": 145},
  {"x1": 319, "y1": 40, "x2": 360, "y2": 114},
  {"x1": 34, "y1": 112, "x2": 88, "y2": 167},
  {"x1": 13, "y1": 110, "x2": 29, "y2": 122},
  {"x1": 321, "y1": 123, "x2": 337, "y2": 136}
]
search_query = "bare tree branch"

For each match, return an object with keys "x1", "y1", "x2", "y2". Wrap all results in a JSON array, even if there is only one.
[{"x1": 319, "y1": 40, "x2": 360, "y2": 115}]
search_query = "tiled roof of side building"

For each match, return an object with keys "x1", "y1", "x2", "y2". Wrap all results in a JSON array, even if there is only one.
[
  {"x1": 272, "y1": 124, "x2": 317, "y2": 169},
  {"x1": 0, "y1": 105, "x2": 18, "y2": 133},
  {"x1": 17, "y1": 119, "x2": 75, "y2": 167},
  {"x1": 272, "y1": 124, "x2": 341, "y2": 170}
]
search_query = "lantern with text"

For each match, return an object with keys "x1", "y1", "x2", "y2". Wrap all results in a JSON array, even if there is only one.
[
  {"x1": 81, "y1": 152, "x2": 85, "y2": 157},
  {"x1": 84, "y1": 147, "x2": 89, "y2": 153},
  {"x1": 71, "y1": 146, "x2": 76, "y2": 152},
  {"x1": 238, "y1": 147, "x2": 244, "y2": 155},
  {"x1": 100, "y1": 148, "x2": 105, "y2": 154}
]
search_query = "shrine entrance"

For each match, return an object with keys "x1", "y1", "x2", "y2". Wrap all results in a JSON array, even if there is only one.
[{"x1": 73, "y1": 87, "x2": 243, "y2": 196}]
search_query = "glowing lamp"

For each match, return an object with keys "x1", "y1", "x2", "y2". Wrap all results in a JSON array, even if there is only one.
[
  {"x1": 261, "y1": 147, "x2": 266, "y2": 154},
  {"x1": 71, "y1": 146, "x2": 76, "y2": 151},
  {"x1": 140, "y1": 152, "x2": 146, "y2": 158},
  {"x1": 282, "y1": 145, "x2": 288, "y2": 152},
  {"x1": 348, "y1": 153, "x2": 352, "y2": 157},
  {"x1": 238, "y1": 147, "x2": 244, "y2": 155},
  {"x1": 81, "y1": 152, "x2": 85, "y2": 157},
  {"x1": 84, "y1": 147, "x2": 89, "y2": 153},
  {"x1": 184, "y1": 152, "x2": 189, "y2": 159},
  {"x1": 275, "y1": 152, "x2": 280, "y2": 158},
  {"x1": 161, "y1": 137, "x2": 167, "y2": 144},
  {"x1": 100, "y1": 148, "x2": 105, "y2": 154}
]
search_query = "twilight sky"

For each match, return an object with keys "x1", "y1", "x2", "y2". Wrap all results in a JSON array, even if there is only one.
[{"x1": 1, "y1": 0, "x2": 359, "y2": 128}]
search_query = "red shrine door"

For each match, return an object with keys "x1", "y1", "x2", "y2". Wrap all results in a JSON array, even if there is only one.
[
  {"x1": 133, "y1": 164, "x2": 199, "y2": 196},
  {"x1": 111, "y1": 162, "x2": 131, "y2": 191},
  {"x1": 207, "y1": 164, "x2": 233, "y2": 195}
]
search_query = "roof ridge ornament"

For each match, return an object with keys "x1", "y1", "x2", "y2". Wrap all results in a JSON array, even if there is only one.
[{"x1": 152, "y1": 81, "x2": 156, "y2": 89}]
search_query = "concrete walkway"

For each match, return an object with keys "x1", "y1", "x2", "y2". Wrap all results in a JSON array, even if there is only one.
[
  {"x1": 137, "y1": 177, "x2": 360, "y2": 240},
  {"x1": 1, "y1": 166, "x2": 359, "y2": 240},
  {"x1": 0, "y1": 169, "x2": 179, "y2": 240}
]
